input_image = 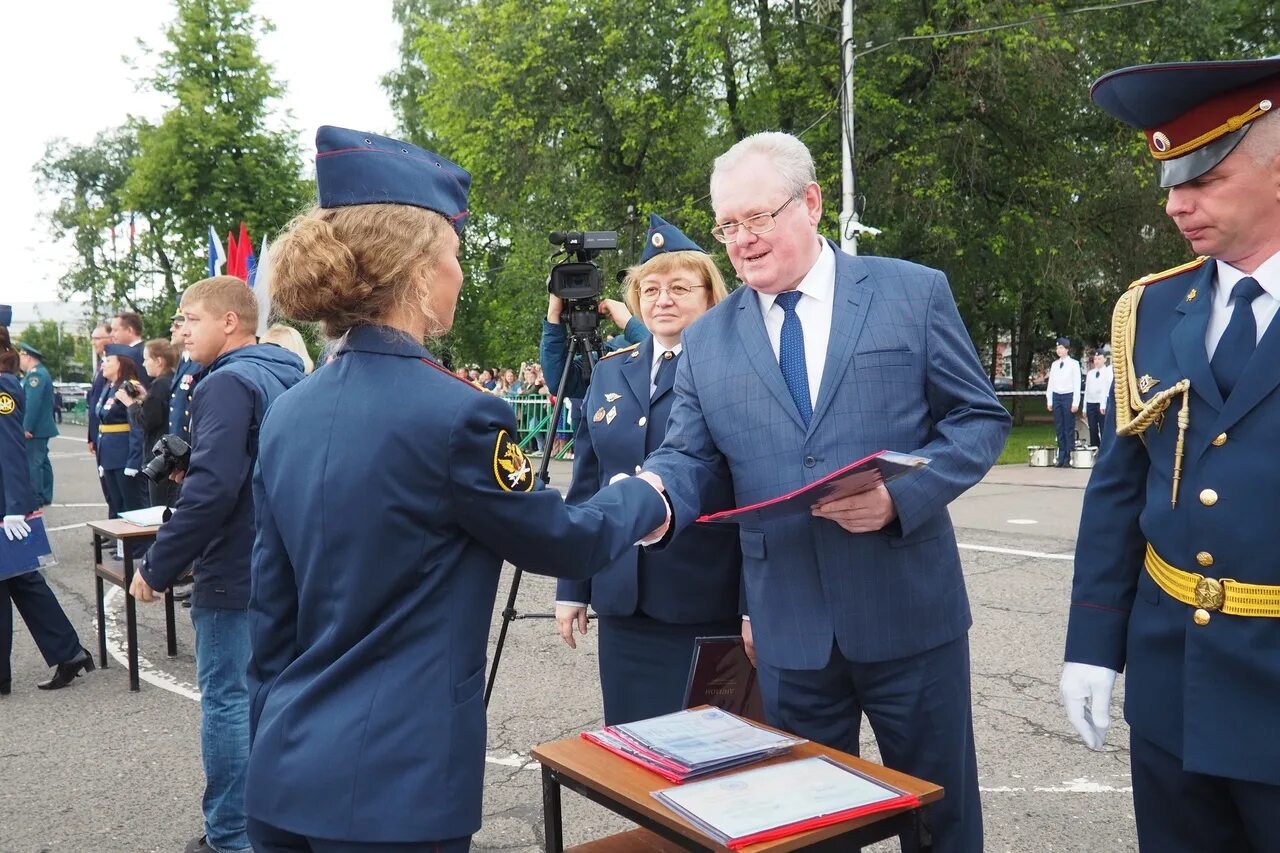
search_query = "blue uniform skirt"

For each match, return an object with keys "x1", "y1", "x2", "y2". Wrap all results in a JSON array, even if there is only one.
[{"x1": 596, "y1": 612, "x2": 742, "y2": 726}]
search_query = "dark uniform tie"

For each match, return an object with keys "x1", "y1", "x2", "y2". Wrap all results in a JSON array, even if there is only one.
[
  {"x1": 1211, "y1": 276, "x2": 1265, "y2": 399},
  {"x1": 775, "y1": 290, "x2": 812, "y2": 426},
  {"x1": 652, "y1": 349, "x2": 677, "y2": 401}
]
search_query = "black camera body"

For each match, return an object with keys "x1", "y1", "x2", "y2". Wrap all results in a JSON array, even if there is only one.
[
  {"x1": 142, "y1": 434, "x2": 192, "y2": 483},
  {"x1": 548, "y1": 230, "x2": 619, "y2": 342},
  {"x1": 122, "y1": 380, "x2": 144, "y2": 400}
]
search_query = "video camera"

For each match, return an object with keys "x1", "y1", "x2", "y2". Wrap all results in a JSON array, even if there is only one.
[{"x1": 548, "y1": 230, "x2": 618, "y2": 342}]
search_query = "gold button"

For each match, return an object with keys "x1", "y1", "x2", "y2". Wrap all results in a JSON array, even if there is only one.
[
  {"x1": 1196, "y1": 551, "x2": 1214, "y2": 567},
  {"x1": 1193, "y1": 608, "x2": 1211, "y2": 626},
  {"x1": 638, "y1": 416, "x2": 648, "y2": 427},
  {"x1": 1212, "y1": 433, "x2": 1227, "y2": 447},
  {"x1": 1199, "y1": 489, "x2": 1218, "y2": 507}
]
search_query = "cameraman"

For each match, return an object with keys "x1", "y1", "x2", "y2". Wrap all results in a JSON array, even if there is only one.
[
  {"x1": 540, "y1": 295, "x2": 650, "y2": 401},
  {"x1": 130, "y1": 277, "x2": 304, "y2": 853}
]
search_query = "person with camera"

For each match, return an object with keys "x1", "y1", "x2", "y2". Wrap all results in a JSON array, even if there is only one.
[
  {"x1": 552, "y1": 214, "x2": 743, "y2": 725},
  {"x1": 96, "y1": 344, "x2": 148, "y2": 531},
  {"x1": 129, "y1": 277, "x2": 304, "y2": 853},
  {"x1": 242, "y1": 126, "x2": 668, "y2": 853},
  {"x1": 0, "y1": 307, "x2": 95, "y2": 695},
  {"x1": 121, "y1": 339, "x2": 178, "y2": 507}
]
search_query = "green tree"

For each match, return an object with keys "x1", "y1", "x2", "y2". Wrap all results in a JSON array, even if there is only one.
[{"x1": 16, "y1": 321, "x2": 86, "y2": 382}]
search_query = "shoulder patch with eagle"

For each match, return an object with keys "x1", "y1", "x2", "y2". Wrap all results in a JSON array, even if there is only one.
[{"x1": 493, "y1": 429, "x2": 534, "y2": 492}]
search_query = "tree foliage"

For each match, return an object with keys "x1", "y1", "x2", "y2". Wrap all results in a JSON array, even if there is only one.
[{"x1": 16, "y1": 320, "x2": 89, "y2": 382}]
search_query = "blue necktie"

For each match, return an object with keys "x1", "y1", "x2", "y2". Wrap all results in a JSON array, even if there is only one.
[
  {"x1": 652, "y1": 350, "x2": 677, "y2": 401},
  {"x1": 1211, "y1": 276, "x2": 1265, "y2": 399},
  {"x1": 775, "y1": 290, "x2": 812, "y2": 426}
]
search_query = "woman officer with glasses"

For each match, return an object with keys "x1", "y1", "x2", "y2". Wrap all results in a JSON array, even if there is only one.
[{"x1": 553, "y1": 214, "x2": 743, "y2": 725}]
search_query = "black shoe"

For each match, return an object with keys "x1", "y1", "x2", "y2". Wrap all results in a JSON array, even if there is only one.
[
  {"x1": 184, "y1": 834, "x2": 215, "y2": 853},
  {"x1": 0, "y1": 679, "x2": 10, "y2": 696},
  {"x1": 36, "y1": 648, "x2": 95, "y2": 690},
  {"x1": 172, "y1": 587, "x2": 192, "y2": 602}
]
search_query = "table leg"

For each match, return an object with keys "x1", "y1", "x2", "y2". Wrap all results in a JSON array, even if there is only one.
[
  {"x1": 95, "y1": 574, "x2": 108, "y2": 669},
  {"x1": 123, "y1": 549, "x2": 139, "y2": 692},
  {"x1": 542, "y1": 765, "x2": 563, "y2": 853},
  {"x1": 915, "y1": 805, "x2": 934, "y2": 853},
  {"x1": 164, "y1": 590, "x2": 177, "y2": 657}
]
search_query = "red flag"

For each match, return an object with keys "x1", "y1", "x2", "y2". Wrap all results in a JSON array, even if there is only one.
[
  {"x1": 226, "y1": 230, "x2": 239, "y2": 280},
  {"x1": 234, "y1": 222, "x2": 251, "y2": 281}
]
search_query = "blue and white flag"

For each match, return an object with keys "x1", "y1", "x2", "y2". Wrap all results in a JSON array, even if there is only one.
[
  {"x1": 253, "y1": 236, "x2": 273, "y2": 337},
  {"x1": 207, "y1": 225, "x2": 227, "y2": 277}
]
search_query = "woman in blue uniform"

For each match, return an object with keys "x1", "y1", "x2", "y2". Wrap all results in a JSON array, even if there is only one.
[
  {"x1": 552, "y1": 215, "x2": 743, "y2": 724},
  {"x1": 95, "y1": 344, "x2": 146, "y2": 523},
  {"x1": 0, "y1": 309, "x2": 94, "y2": 695},
  {"x1": 243, "y1": 126, "x2": 669, "y2": 853}
]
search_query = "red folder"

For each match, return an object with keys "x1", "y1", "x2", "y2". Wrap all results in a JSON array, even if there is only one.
[
  {"x1": 696, "y1": 450, "x2": 929, "y2": 524},
  {"x1": 725, "y1": 791, "x2": 922, "y2": 849}
]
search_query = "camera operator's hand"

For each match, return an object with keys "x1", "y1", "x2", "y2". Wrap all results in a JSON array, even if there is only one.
[
  {"x1": 547, "y1": 293, "x2": 564, "y2": 325},
  {"x1": 3, "y1": 515, "x2": 32, "y2": 541},
  {"x1": 598, "y1": 298, "x2": 633, "y2": 330},
  {"x1": 169, "y1": 469, "x2": 186, "y2": 485},
  {"x1": 129, "y1": 570, "x2": 160, "y2": 603},
  {"x1": 555, "y1": 604, "x2": 589, "y2": 649}
]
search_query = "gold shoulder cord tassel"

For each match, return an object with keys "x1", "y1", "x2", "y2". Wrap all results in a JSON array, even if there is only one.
[{"x1": 1111, "y1": 285, "x2": 1192, "y2": 508}]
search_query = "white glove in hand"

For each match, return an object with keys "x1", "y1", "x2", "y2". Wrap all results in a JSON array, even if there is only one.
[
  {"x1": 98, "y1": 465, "x2": 105, "y2": 478},
  {"x1": 124, "y1": 468, "x2": 138, "y2": 477},
  {"x1": 1061, "y1": 662, "x2": 1118, "y2": 750},
  {"x1": 3, "y1": 515, "x2": 32, "y2": 541}
]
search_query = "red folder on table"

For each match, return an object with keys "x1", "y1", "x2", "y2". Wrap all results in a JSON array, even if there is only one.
[{"x1": 696, "y1": 450, "x2": 929, "y2": 524}]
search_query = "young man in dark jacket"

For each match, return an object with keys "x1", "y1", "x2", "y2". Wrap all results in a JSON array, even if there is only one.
[{"x1": 131, "y1": 276, "x2": 304, "y2": 853}]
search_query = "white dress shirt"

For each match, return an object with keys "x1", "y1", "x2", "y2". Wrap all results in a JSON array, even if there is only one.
[
  {"x1": 1045, "y1": 357, "x2": 1082, "y2": 408},
  {"x1": 1205, "y1": 251, "x2": 1280, "y2": 359},
  {"x1": 756, "y1": 239, "x2": 836, "y2": 410},
  {"x1": 650, "y1": 342, "x2": 683, "y2": 397},
  {"x1": 1083, "y1": 364, "x2": 1113, "y2": 406}
]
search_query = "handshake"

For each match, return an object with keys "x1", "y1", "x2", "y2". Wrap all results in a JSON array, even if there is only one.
[{"x1": 619, "y1": 470, "x2": 670, "y2": 543}]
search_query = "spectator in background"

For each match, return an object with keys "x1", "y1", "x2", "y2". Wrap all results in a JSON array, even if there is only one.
[
  {"x1": 260, "y1": 324, "x2": 314, "y2": 375},
  {"x1": 1045, "y1": 337, "x2": 1082, "y2": 467},
  {"x1": 98, "y1": 345, "x2": 147, "y2": 536},
  {"x1": 1082, "y1": 351, "x2": 1113, "y2": 449},
  {"x1": 87, "y1": 323, "x2": 114, "y2": 514},
  {"x1": 111, "y1": 311, "x2": 151, "y2": 388},
  {"x1": 497, "y1": 368, "x2": 516, "y2": 395},
  {"x1": 124, "y1": 339, "x2": 178, "y2": 507},
  {"x1": 53, "y1": 387, "x2": 63, "y2": 424},
  {"x1": 478, "y1": 368, "x2": 496, "y2": 390}
]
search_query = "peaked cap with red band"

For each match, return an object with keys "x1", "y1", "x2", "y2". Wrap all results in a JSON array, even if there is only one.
[
  {"x1": 1091, "y1": 57, "x2": 1280, "y2": 188},
  {"x1": 315, "y1": 125, "x2": 472, "y2": 232}
]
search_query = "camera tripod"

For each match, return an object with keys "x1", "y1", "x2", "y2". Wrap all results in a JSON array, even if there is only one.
[{"x1": 484, "y1": 330, "x2": 599, "y2": 707}]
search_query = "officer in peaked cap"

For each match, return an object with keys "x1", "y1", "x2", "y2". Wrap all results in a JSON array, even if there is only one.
[
  {"x1": 17, "y1": 342, "x2": 58, "y2": 506},
  {"x1": 1063, "y1": 57, "x2": 1280, "y2": 852},
  {"x1": 244, "y1": 127, "x2": 669, "y2": 852}
]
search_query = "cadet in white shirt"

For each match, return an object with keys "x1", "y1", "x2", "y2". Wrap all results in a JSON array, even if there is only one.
[
  {"x1": 1082, "y1": 352, "x2": 1113, "y2": 448},
  {"x1": 1045, "y1": 336, "x2": 1082, "y2": 466}
]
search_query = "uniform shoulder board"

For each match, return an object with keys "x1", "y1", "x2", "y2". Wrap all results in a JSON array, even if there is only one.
[
  {"x1": 420, "y1": 358, "x2": 483, "y2": 390},
  {"x1": 1128, "y1": 256, "x2": 1210, "y2": 290},
  {"x1": 600, "y1": 344, "x2": 639, "y2": 361}
]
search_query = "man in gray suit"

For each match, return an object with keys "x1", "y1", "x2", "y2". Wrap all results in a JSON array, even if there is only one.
[{"x1": 643, "y1": 132, "x2": 1010, "y2": 852}]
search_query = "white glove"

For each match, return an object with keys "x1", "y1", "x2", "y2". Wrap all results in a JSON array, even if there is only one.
[
  {"x1": 98, "y1": 465, "x2": 105, "y2": 478},
  {"x1": 124, "y1": 468, "x2": 138, "y2": 477},
  {"x1": 1061, "y1": 662, "x2": 1118, "y2": 750},
  {"x1": 3, "y1": 515, "x2": 31, "y2": 541}
]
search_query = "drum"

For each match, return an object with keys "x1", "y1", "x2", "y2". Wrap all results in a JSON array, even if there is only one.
[
  {"x1": 1071, "y1": 446, "x2": 1097, "y2": 469},
  {"x1": 1028, "y1": 445, "x2": 1054, "y2": 467}
]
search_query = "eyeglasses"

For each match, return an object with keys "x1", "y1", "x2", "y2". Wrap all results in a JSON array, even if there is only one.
[
  {"x1": 638, "y1": 283, "x2": 707, "y2": 302},
  {"x1": 711, "y1": 197, "x2": 796, "y2": 243}
]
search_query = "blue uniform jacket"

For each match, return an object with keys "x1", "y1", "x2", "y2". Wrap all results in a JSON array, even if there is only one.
[
  {"x1": 22, "y1": 363, "x2": 58, "y2": 439},
  {"x1": 94, "y1": 384, "x2": 144, "y2": 471},
  {"x1": 168, "y1": 356, "x2": 202, "y2": 441},
  {"x1": 0, "y1": 374, "x2": 37, "y2": 515},
  {"x1": 87, "y1": 366, "x2": 106, "y2": 447},
  {"x1": 539, "y1": 316, "x2": 651, "y2": 400},
  {"x1": 557, "y1": 336, "x2": 741, "y2": 622},
  {"x1": 244, "y1": 326, "x2": 667, "y2": 843},
  {"x1": 140, "y1": 345, "x2": 303, "y2": 608},
  {"x1": 644, "y1": 244, "x2": 1011, "y2": 669},
  {"x1": 1067, "y1": 258, "x2": 1280, "y2": 785}
]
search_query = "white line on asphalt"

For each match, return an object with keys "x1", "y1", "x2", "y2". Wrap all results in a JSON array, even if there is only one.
[
  {"x1": 47, "y1": 522, "x2": 87, "y2": 532},
  {"x1": 957, "y1": 543, "x2": 1073, "y2": 561},
  {"x1": 981, "y1": 778, "x2": 1131, "y2": 793},
  {"x1": 53, "y1": 435, "x2": 87, "y2": 443},
  {"x1": 101, "y1": 586, "x2": 538, "y2": 770},
  {"x1": 48, "y1": 502, "x2": 108, "y2": 508}
]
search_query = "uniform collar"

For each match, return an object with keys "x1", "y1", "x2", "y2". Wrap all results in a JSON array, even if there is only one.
[
  {"x1": 1214, "y1": 249, "x2": 1280, "y2": 306},
  {"x1": 650, "y1": 341, "x2": 683, "y2": 372},
  {"x1": 339, "y1": 325, "x2": 432, "y2": 361}
]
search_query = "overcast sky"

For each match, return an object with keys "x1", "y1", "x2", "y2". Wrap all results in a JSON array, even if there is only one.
[{"x1": 2, "y1": 1, "x2": 401, "y2": 304}]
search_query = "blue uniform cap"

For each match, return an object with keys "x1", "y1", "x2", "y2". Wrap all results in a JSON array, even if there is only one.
[
  {"x1": 1091, "y1": 57, "x2": 1280, "y2": 187},
  {"x1": 0, "y1": 304, "x2": 10, "y2": 327},
  {"x1": 639, "y1": 213, "x2": 707, "y2": 264},
  {"x1": 315, "y1": 126, "x2": 472, "y2": 232},
  {"x1": 1056, "y1": 337, "x2": 1071, "y2": 347},
  {"x1": 104, "y1": 344, "x2": 137, "y2": 363},
  {"x1": 18, "y1": 342, "x2": 43, "y2": 360}
]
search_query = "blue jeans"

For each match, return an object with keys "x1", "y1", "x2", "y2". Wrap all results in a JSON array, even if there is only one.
[{"x1": 192, "y1": 606, "x2": 253, "y2": 853}]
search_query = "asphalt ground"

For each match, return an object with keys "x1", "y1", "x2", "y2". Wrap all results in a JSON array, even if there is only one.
[{"x1": 0, "y1": 425, "x2": 1134, "y2": 852}]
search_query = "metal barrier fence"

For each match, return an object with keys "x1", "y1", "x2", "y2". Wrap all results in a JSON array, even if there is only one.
[{"x1": 505, "y1": 395, "x2": 576, "y2": 459}]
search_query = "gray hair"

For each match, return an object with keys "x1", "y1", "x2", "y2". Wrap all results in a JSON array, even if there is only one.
[
  {"x1": 711, "y1": 132, "x2": 817, "y2": 202},
  {"x1": 1240, "y1": 110, "x2": 1280, "y2": 168}
]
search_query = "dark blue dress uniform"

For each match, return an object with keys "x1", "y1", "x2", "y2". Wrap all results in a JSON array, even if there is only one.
[
  {"x1": 556, "y1": 215, "x2": 741, "y2": 725},
  {"x1": 244, "y1": 127, "x2": 668, "y2": 852},
  {"x1": 95, "y1": 344, "x2": 146, "y2": 519},
  {"x1": 1068, "y1": 57, "x2": 1280, "y2": 853},
  {"x1": 169, "y1": 354, "x2": 202, "y2": 443},
  {"x1": 0, "y1": 361, "x2": 87, "y2": 694}
]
